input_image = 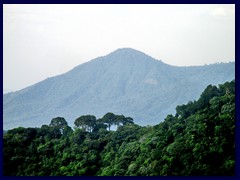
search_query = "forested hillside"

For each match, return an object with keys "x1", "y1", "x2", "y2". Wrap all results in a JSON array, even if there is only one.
[{"x1": 3, "y1": 80, "x2": 235, "y2": 176}]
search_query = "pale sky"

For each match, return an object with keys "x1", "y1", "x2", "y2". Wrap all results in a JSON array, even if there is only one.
[{"x1": 3, "y1": 4, "x2": 235, "y2": 93}]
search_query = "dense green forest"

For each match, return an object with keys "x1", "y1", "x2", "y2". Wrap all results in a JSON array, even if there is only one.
[{"x1": 3, "y1": 80, "x2": 235, "y2": 176}]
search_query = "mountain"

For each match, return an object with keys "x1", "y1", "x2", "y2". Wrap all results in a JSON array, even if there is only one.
[{"x1": 3, "y1": 48, "x2": 235, "y2": 130}]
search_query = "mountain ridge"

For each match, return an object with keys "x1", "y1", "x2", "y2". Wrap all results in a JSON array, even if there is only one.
[
  {"x1": 3, "y1": 48, "x2": 235, "y2": 130},
  {"x1": 4, "y1": 48, "x2": 233, "y2": 95}
]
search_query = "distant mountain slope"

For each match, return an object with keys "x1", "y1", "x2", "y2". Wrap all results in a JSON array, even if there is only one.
[{"x1": 3, "y1": 48, "x2": 235, "y2": 130}]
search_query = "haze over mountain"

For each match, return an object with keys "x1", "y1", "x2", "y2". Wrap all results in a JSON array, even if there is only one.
[{"x1": 3, "y1": 48, "x2": 235, "y2": 130}]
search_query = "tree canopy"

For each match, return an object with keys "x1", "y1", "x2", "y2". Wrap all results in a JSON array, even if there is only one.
[{"x1": 3, "y1": 80, "x2": 235, "y2": 176}]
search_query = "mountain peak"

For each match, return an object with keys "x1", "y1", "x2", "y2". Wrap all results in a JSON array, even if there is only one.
[
  {"x1": 112, "y1": 47, "x2": 141, "y2": 53},
  {"x1": 106, "y1": 47, "x2": 155, "y2": 62},
  {"x1": 110, "y1": 47, "x2": 147, "y2": 55}
]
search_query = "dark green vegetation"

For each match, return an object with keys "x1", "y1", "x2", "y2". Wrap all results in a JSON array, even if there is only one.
[{"x1": 3, "y1": 80, "x2": 235, "y2": 176}]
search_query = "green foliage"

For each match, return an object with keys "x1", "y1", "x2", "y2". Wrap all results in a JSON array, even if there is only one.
[
  {"x1": 100, "y1": 112, "x2": 116, "y2": 131},
  {"x1": 74, "y1": 115, "x2": 97, "y2": 132},
  {"x1": 3, "y1": 80, "x2": 235, "y2": 176}
]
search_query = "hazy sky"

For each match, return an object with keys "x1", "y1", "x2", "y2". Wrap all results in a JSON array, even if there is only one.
[{"x1": 3, "y1": 4, "x2": 235, "y2": 93}]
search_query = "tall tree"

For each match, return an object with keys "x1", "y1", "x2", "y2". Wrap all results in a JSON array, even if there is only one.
[
  {"x1": 101, "y1": 112, "x2": 116, "y2": 131},
  {"x1": 74, "y1": 115, "x2": 96, "y2": 132},
  {"x1": 49, "y1": 117, "x2": 69, "y2": 136},
  {"x1": 49, "y1": 117, "x2": 68, "y2": 128}
]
